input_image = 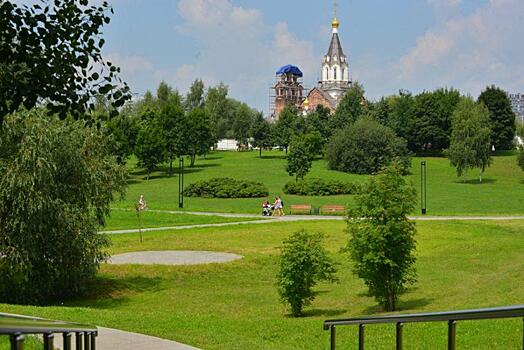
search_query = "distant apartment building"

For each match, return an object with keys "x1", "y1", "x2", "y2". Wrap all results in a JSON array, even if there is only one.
[{"x1": 509, "y1": 93, "x2": 524, "y2": 123}]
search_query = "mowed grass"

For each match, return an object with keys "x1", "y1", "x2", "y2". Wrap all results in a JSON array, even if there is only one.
[
  {"x1": 102, "y1": 209, "x2": 260, "y2": 231},
  {"x1": 114, "y1": 150, "x2": 524, "y2": 215},
  {"x1": 1, "y1": 220, "x2": 523, "y2": 349}
]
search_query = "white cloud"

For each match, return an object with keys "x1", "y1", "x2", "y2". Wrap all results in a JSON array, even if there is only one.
[
  {"x1": 173, "y1": 0, "x2": 318, "y2": 112},
  {"x1": 394, "y1": 0, "x2": 524, "y2": 96},
  {"x1": 105, "y1": 54, "x2": 154, "y2": 75}
]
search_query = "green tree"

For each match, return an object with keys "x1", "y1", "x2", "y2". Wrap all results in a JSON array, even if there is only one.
[
  {"x1": 186, "y1": 108, "x2": 214, "y2": 166},
  {"x1": 185, "y1": 79, "x2": 205, "y2": 112},
  {"x1": 478, "y1": 85, "x2": 516, "y2": 150},
  {"x1": 0, "y1": 109, "x2": 127, "y2": 304},
  {"x1": 385, "y1": 91, "x2": 416, "y2": 150},
  {"x1": 517, "y1": 148, "x2": 524, "y2": 171},
  {"x1": 134, "y1": 111, "x2": 166, "y2": 179},
  {"x1": 330, "y1": 82, "x2": 366, "y2": 131},
  {"x1": 277, "y1": 230, "x2": 337, "y2": 317},
  {"x1": 305, "y1": 105, "x2": 331, "y2": 142},
  {"x1": 347, "y1": 163, "x2": 417, "y2": 311},
  {"x1": 250, "y1": 112, "x2": 272, "y2": 157},
  {"x1": 0, "y1": 0, "x2": 130, "y2": 121},
  {"x1": 232, "y1": 103, "x2": 254, "y2": 149},
  {"x1": 445, "y1": 98, "x2": 492, "y2": 182},
  {"x1": 325, "y1": 117, "x2": 411, "y2": 174},
  {"x1": 205, "y1": 83, "x2": 230, "y2": 141},
  {"x1": 273, "y1": 106, "x2": 298, "y2": 153},
  {"x1": 286, "y1": 136, "x2": 313, "y2": 181}
]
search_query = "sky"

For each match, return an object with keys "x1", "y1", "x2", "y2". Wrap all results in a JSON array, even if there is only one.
[{"x1": 96, "y1": 0, "x2": 524, "y2": 114}]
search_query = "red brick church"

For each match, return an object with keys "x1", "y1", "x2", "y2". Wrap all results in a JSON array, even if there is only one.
[{"x1": 271, "y1": 14, "x2": 352, "y2": 119}]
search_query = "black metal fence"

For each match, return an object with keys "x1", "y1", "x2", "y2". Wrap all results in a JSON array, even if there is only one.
[
  {"x1": 323, "y1": 304, "x2": 524, "y2": 350},
  {"x1": 0, "y1": 312, "x2": 97, "y2": 350}
]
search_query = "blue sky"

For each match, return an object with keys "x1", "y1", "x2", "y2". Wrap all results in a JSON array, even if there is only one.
[{"x1": 98, "y1": 0, "x2": 524, "y2": 114}]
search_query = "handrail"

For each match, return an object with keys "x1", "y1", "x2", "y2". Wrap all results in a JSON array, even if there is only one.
[
  {"x1": 323, "y1": 305, "x2": 524, "y2": 350},
  {"x1": 0, "y1": 313, "x2": 97, "y2": 350}
]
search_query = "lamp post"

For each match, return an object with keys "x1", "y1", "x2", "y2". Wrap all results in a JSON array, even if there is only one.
[
  {"x1": 420, "y1": 161, "x2": 427, "y2": 215},
  {"x1": 178, "y1": 157, "x2": 184, "y2": 208}
]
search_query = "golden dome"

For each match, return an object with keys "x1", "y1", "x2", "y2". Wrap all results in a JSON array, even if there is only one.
[
  {"x1": 331, "y1": 17, "x2": 339, "y2": 29},
  {"x1": 303, "y1": 97, "x2": 310, "y2": 106}
]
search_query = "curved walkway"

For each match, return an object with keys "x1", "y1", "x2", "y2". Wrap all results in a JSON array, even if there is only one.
[
  {"x1": 102, "y1": 209, "x2": 524, "y2": 235},
  {"x1": 50, "y1": 326, "x2": 200, "y2": 350}
]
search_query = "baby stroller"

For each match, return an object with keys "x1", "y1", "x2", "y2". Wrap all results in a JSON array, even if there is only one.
[{"x1": 262, "y1": 202, "x2": 272, "y2": 216}]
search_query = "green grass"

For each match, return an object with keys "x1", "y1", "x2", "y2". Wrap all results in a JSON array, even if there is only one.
[
  {"x1": 102, "y1": 209, "x2": 260, "y2": 231},
  {"x1": 0, "y1": 336, "x2": 42, "y2": 349},
  {"x1": 1, "y1": 220, "x2": 523, "y2": 349},
  {"x1": 114, "y1": 150, "x2": 524, "y2": 215}
]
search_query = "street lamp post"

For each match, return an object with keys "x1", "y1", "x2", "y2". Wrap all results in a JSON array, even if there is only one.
[
  {"x1": 178, "y1": 157, "x2": 184, "y2": 208},
  {"x1": 420, "y1": 161, "x2": 427, "y2": 215}
]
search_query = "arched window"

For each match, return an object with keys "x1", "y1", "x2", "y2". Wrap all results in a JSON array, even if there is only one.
[
  {"x1": 325, "y1": 67, "x2": 328, "y2": 80},
  {"x1": 333, "y1": 67, "x2": 337, "y2": 80},
  {"x1": 341, "y1": 68, "x2": 345, "y2": 80}
]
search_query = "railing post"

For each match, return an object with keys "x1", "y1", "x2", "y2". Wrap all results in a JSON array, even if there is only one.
[
  {"x1": 358, "y1": 324, "x2": 365, "y2": 350},
  {"x1": 84, "y1": 332, "x2": 91, "y2": 350},
  {"x1": 90, "y1": 332, "x2": 96, "y2": 350},
  {"x1": 522, "y1": 318, "x2": 523, "y2": 350},
  {"x1": 330, "y1": 325, "x2": 336, "y2": 350},
  {"x1": 10, "y1": 333, "x2": 24, "y2": 350},
  {"x1": 396, "y1": 322, "x2": 403, "y2": 350},
  {"x1": 63, "y1": 332, "x2": 72, "y2": 350},
  {"x1": 76, "y1": 332, "x2": 83, "y2": 350},
  {"x1": 448, "y1": 320, "x2": 456, "y2": 350},
  {"x1": 43, "y1": 333, "x2": 54, "y2": 350}
]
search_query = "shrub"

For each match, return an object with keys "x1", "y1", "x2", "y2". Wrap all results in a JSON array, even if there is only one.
[
  {"x1": 0, "y1": 110, "x2": 127, "y2": 304},
  {"x1": 346, "y1": 162, "x2": 417, "y2": 311},
  {"x1": 184, "y1": 177, "x2": 268, "y2": 198},
  {"x1": 325, "y1": 117, "x2": 411, "y2": 174},
  {"x1": 518, "y1": 148, "x2": 524, "y2": 171},
  {"x1": 283, "y1": 178, "x2": 359, "y2": 196},
  {"x1": 277, "y1": 230, "x2": 337, "y2": 316}
]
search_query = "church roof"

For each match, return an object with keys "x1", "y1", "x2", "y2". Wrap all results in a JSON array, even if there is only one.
[
  {"x1": 276, "y1": 64, "x2": 303, "y2": 77},
  {"x1": 326, "y1": 33, "x2": 345, "y2": 59}
]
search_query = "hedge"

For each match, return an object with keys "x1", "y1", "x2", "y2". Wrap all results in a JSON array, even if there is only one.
[{"x1": 184, "y1": 177, "x2": 268, "y2": 198}]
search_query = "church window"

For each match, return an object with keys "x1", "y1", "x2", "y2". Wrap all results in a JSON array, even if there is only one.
[
  {"x1": 325, "y1": 67, "x2": 328, "y2": 80},
  {"x1": 333, "y1": 67, "x2": 337, "y2": 80},
  {"x1": 341, "y1": 68, "x2": 345, "y2": 80}
]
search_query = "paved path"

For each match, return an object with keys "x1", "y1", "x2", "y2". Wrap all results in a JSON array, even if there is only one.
[
  {"x1": 48, "y1": 326, "x2": 200, "y2": 350},
  {"x1": 108, "y1": 250, "x2": 242, "y2": 265},
  {"x1": 103, "y1": 209, "x2": 524, "y2": 234}
]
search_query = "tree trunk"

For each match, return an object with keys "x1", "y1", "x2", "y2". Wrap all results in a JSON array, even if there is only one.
[
  {"x1": 190, "y1": 153, "x2": 196, "y2": 167},
  {"x1": 259, "y1": 147, "x2": 262, "y2": 158},
  {"x1": 169, "y1": 156, "x2": 173, "y2": 176}
]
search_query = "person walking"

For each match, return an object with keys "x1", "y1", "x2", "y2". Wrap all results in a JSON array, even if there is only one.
[{"x1": 273, "y1": 196, "x2": 285, "y2": 216}]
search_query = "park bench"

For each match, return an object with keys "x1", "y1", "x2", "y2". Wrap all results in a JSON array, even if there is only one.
[
  {"x1": 320, "y1": 204, "x2": 345, "y2": 215},
  {"x1": 289, "y1": 204, "x2": 312, "y2": 215}
]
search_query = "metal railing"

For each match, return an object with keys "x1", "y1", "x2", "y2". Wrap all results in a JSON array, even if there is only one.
[
  {"x1": 0, "y1": 312, "x2": 97, "y2": 350},
  {"x1": 323, "y1": 305, "x2": 524, "y2": 350}
]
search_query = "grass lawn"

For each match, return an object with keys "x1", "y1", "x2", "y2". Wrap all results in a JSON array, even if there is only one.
[
  {"x1": 1, "y1": 220, "x2": 523, "y2": 349},
  {"x1": 114, "y1": 150, "x2": 524, "y2": 215},
  {"x1": 102, "y1": 209, "x2": 261, "y2": 231}
]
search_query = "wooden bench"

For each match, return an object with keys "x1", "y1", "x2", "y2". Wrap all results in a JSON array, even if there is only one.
[
  {"x1": 321, "y1": 204, "x2": 345, "y2": 215},
  {"x1": 289, "y1": 204, "x2": 312, "y2": 215}
]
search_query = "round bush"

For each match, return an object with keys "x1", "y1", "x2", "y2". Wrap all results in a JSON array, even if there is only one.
[
  {"x1": 283, "y1": 178, "x2": 359, "y2": 196},
  {"x1": 184, "y1": 177, "x2": 268, "y2": 198},
  {"x1": 325, "y1": 117, "x2": 411, "y2": 174}
]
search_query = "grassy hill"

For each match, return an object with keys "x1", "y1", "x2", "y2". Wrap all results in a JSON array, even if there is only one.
[{"x1": 114, "y1": 150, "x2": 524, "y2": 216}]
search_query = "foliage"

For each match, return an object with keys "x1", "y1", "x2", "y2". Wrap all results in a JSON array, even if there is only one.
[
  {"x1": 518, "y1": 148, "x2": 524, "y2": 172},
  {"x1": 158, "y1": 87, "x2": 187, "y2": 173},
  {"x1": 250, "y1": 112, "x2": 273, "y2": 157},
  {"x1": 301, "y1": 131, "x2": 324, "y2": 158},
  {"x1": 0, "y1": 109, "x2": 127, "y2": 304},
  {"x1": 134, "y1": 110, "x2": 166, "y2": 179},
  {"x1": 186, "y1": 108, "x2": 214, "y2": 166},
  {"x1": 304, "y1": 105, "x2": 331, "y2": 143},
  {"x1": 325, "y1": 117, "x2": 411, "y2": 174},
  {"x1": 185, "y1": 79, "x2": 205, "y2": 112},
  {"x1": 184, "y1": 177, "x2": 268, "y2": 198},
  {"x1": 0, "y1": 0, "x2": 130, "y2": 121},
  {"x1": 346, "y1": 163, "x2": 417, "y2": 311},
  {"x1": 478, "y1": 86, "x2": 516, "y2": 150},
  {"x1": 445, "y1": 98, "x2": 492, "y2": 182},
  {"x1": 205, "y1": 83, "x2": 230, "y2": 141},
  {"x1": 232, "y1": 103, "x2": 255, "y2": 149},
  {"x1": 286, "y1": 136, "x2": 313, "y2": 181},
  {"x1": 283, "y1": 178, "x2": 359, "y2": 196},
  {"x1": 273, "y1": 106, "x2": 298, "y2": 152},
  {"x1": 330, "y1": 82, "x2": 366, "y2": 130},
  {"x1": 277, "y1": 230, "x2": 337, "y2": 316}
]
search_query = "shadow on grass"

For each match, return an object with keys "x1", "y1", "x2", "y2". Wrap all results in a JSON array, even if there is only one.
[
  {"x1": 454, "y1": 178, "x2": 496, "y2": 185},
  {"x1": 259, "y1": 155, "x2": 287, "y2": 160},
  {"x1": 63, "y1": 275, "x2": 167, "y2": 309},
  {"x1": 361, "y1": 297, "x2": 433, "y2": 315},
  {"x1": 303, "y1": 308, "x2": 348, "y2": 318}
]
